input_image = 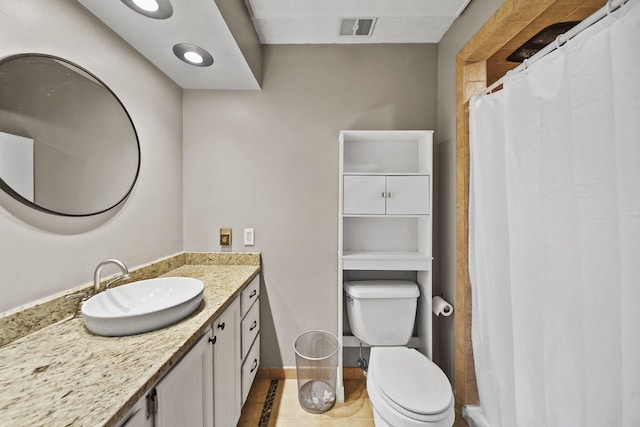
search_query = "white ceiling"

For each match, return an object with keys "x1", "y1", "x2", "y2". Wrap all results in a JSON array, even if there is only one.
[
  {"x1": 247, "y1": 0, "x2": 473, "y2": 44},
  {"x1": 77, "y1": 0, "x2": 472, "y2": 90},
  {"x1": 77, "y1": 0, "x2": 261, "y2": 90}
]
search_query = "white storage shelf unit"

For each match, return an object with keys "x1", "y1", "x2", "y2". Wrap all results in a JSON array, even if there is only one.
[
  {"x1": 337, "y1": 130, "x2": 434, "y2": 403},
  {"x1": 339, "y1": 130, "x2": 433, "y2": 271}
]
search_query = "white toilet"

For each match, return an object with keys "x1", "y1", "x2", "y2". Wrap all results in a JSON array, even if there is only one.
[{"x1": 344, "y1": 280, "x2": 454, "y2": 427}]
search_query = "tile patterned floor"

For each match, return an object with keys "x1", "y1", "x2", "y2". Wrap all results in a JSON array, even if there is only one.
[{"x1": 238, "y1": 377, "x2": 469, "y2": 426}]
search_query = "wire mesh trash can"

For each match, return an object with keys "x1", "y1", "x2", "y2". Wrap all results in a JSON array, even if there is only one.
[{"x1": 294, "y1": 330, "x2": 339, "y2": 413}]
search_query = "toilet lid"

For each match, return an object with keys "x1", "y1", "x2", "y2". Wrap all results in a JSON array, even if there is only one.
[{"x1": 370, "y1": 347, "x2": 452, "y2": 416}]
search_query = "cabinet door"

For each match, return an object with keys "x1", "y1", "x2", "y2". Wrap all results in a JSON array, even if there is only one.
[
  {"x1": 343, "y1": 175, "x2": 386, "y2": 214},
  {"x1": 213, "y1": 298, "x2": 241, "y2": 427},
  {"x1": 385, "y1": 176, "x2": 430, "y2": 215},
  {"x1": 155, "y1": 332, "x2": 213, "y2": 427}
]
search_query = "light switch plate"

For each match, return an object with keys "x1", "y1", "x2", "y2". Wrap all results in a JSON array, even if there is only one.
[{"x1": 243, "y1": 228, "x2": 255, "y2": 246}]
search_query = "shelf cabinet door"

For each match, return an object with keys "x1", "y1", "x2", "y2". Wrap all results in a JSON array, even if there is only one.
[
  {"x1": 344, "y1": 175, "x2": 429, "y2": 215},
  {"x1": 343, "y1": 175, "x2": 386, "y2": 214},
  {"x1": 385, "y1": 176, "x2": 430, "y2": 215}
]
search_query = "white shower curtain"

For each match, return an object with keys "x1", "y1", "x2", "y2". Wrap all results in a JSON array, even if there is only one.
[{"x1": 468, "y1": 1, "x2": 640, "y2": 426}]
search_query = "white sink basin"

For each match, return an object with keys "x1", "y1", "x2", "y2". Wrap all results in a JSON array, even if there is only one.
[{"x1": 81, "y1": 277, "x2": 204, "y2": 336}]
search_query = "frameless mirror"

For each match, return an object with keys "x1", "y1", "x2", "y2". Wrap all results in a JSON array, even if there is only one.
[{"x1": 0, "y1": 54, "x2": 140, "y2": 216}]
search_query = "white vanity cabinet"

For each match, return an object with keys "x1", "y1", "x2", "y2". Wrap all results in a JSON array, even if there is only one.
[
  {"x1": 115, "y1": 277, "x2": 261, "y2": 427},
  {"x1": 154, "y1": 330, "x2": 214, "y2": 427},
  {"x1": 212, "y1": 297, "x2": 241, "y2": 427}
]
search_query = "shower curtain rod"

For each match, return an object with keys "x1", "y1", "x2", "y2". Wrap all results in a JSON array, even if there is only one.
[{"x1": 480, "y1": 0, "x2": 630, "y2": 95}]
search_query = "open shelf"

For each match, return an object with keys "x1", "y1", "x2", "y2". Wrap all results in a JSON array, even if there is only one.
[
  {"x1": 343, "y1": 172, "x2": 430, "y2": 176},
  {"x1": 342, "y1": 251, "x2": 432, "y2": 270}
]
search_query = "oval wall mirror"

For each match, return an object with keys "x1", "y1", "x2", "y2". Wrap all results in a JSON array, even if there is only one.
[{"x1": 0, "y1": 54, "x2": 140, "y2": 216}]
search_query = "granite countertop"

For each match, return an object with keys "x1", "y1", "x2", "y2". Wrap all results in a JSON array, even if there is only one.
[{"x1": 0, "y1": 253, "x2": 260, "y2": 426}]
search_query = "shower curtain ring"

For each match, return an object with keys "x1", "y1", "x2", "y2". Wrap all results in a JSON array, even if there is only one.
[
  {"x1": 555, "y1": 35, "x2": 565, "y2": 49},
  {"x1": 606, "y1": 0, "x2": 614, "y2": 15},
  {"x1": 523, "y1": 58, "x2": 529, "y2": 70}
]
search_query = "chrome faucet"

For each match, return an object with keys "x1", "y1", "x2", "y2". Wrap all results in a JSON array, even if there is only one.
[{"x1": 94, "y1": 259, "x2": 130, "y2": 294}]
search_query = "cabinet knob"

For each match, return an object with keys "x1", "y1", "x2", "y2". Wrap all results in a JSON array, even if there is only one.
[
  {"x1": 209, "y1": 336, "x2": 217, "y2": 345},
  {"x1": 387, "y1": 192, "x2": 393, "y2": 198},
  {"x1": 217, "y1": 322, "x2": 225, "y2": 330},
  {"x1": 381, "y1": 192, "x2": 386, "y2": 198}
]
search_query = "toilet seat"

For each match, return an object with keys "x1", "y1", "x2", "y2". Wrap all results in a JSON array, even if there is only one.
[{"x1": 369, "y1": 347, "x2": 454, "y2": 424}]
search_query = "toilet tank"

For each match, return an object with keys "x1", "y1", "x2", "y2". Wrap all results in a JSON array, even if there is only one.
[{"x1": 344, "y1": 280, "x2": 419, "y2": 346}]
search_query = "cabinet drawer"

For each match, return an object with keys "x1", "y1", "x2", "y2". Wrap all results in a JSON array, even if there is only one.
[
  {"x1": 242, "y1": 335, "x2": 260, "y2": 404},
  {"x1": 241, "y1": 275, "x2": 260, "y2": 317},
  {"x1": 241, "y1": 300, "x2": 260, "y2": 359}
]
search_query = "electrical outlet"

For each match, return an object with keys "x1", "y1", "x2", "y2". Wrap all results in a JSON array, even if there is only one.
[
  {"x1": 243, "y1": 228, "x2": 255, "y2": 246},
  {"x1": 220, "y1": 228, "x2": 232, "y2": 246}
]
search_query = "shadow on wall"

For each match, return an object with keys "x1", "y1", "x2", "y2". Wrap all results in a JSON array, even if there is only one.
[
  {"x1": 349, "y1": 103, "x2": 405, "y2": 131},
  {"x1": 432, "y1": 137, "x2": 457, "y2": 382},
  {"x1": 258, "y1": 268, "x2": 283, "y2": 367},
  {"x1": 0, "y1": 189, "x2": 126, "y2": 234}
]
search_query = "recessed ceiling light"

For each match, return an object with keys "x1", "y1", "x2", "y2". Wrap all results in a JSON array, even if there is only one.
[
  {"x1": 133, "y1": 0, "x2": 159, "y2": 12},
  {"x1": 183, "y1": 51, "x2": 204, "y2": 64},
  {"x1": 121, "y1": 0, "x2": 173, "y2": 19},
  {"x1": 173, "y1": 44, "x2": 214, "y2": 67}
]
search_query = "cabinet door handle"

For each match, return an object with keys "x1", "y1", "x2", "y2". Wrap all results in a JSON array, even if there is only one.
[
  {"x1": 249, "y1": 289, "x2": 257, "y2": 298},
  {"x1": 387, "y1": 192, "x2": 393, "y2": 198},
  {"x1": 381, "y1": 192, "x2": 386, "y2": 198},
  {"x1": 250, "y1": 359, "x2": 258, "y2": 373},
  {"x1": 209, "y1": 336, "x2": 217, "y2": 345},
  {"x1": 217, "y1": 322, "x2": 225, "y2": 330},
  {"x1": 249, "y1": 320, "x2": 258, "y2": 331},
  {"x1": 146, "y1": 389, "x2": 157, "y2": 421}
]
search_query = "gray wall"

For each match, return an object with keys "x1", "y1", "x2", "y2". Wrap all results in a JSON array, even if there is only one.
[
  {"x1": 0, "y1": 0, "x2": 183, "y2": 312},
  {"x1": 183, "y1": 44, "x2": 438, "y2": 367},
  {"x1": 434, "y1": 0, "x2": 505, "y2": 380},
  {"x1": 0, "y1": 0, "x2": 505, "y2": 378}
]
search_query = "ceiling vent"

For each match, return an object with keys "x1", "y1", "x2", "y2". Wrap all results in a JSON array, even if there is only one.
[{"x1": 339, "y1": 18, "x2": 377, "y2": 37}]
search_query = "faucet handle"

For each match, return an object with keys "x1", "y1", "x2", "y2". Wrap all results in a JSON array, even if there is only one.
[
  {"x1": 66, "y1": 292, "x2": 89, "y2": 301},
  {"x1": 66, "y1": 292, "x2": 90, "y2": 319},
  {"x1": 105, "y1": 273, "x2": 132, "y2": 290}
]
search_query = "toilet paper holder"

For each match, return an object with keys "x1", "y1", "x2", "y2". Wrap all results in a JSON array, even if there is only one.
[{"x1": 432, "y1": 295, "x2": 454, "y2": 317}]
